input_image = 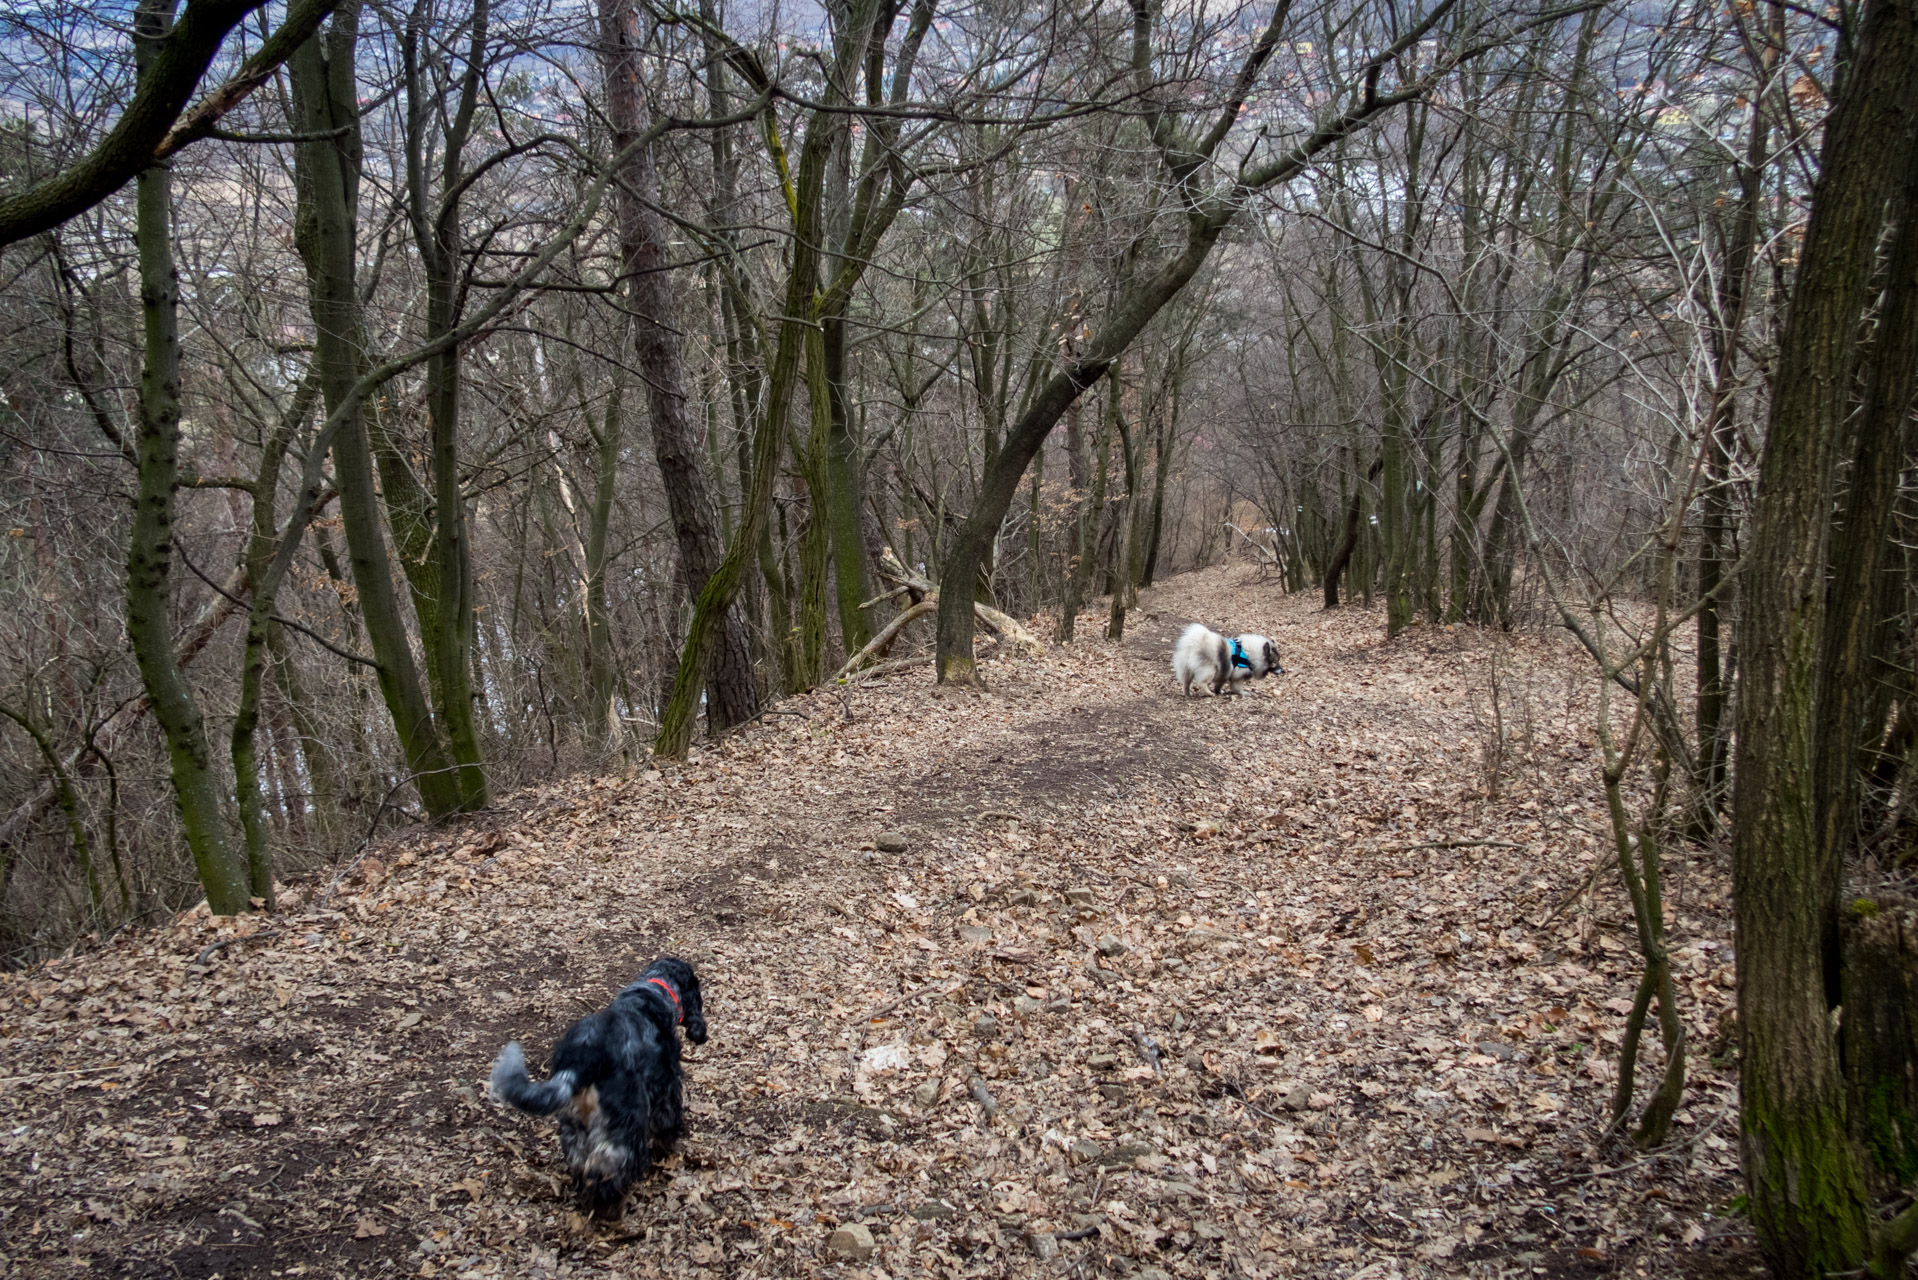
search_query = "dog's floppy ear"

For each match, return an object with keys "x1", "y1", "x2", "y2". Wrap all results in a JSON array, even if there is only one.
[
  {"x1": 659, "y1": 956, "x2": 707, "y2": 1044},
  {"x1": 680, "y1": 967, "x2": 708, "y2": 1044},
  {"x1": 1266, "y1": 640, "x2": 1282, "y2": 674}
]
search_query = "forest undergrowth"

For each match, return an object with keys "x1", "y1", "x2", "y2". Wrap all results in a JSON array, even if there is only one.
[{"x1": 0, "y1": 566, "x2": 1755, "y2": 1279}]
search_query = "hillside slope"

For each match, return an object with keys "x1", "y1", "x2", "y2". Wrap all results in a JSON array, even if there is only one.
[{"x1": 0, "y1": 566, "x2": 1749, "y2": 1279}]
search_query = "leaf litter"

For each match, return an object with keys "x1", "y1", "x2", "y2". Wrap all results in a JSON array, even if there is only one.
[{"x1": 0, "y1": 567, "x2": 1749, "y2": 1278}]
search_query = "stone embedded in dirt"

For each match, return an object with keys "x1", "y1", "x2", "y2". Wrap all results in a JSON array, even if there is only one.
[
  {"x1": 1064, "y1": 887, "x2": 1098, "y2": 907},
  {"x1": 826, "y1": 1222, "x2": 875, "y2": 1261},
  {"x1": 958, "y1": 925, "x2": 993, "y2": 944},
  {"x1": 1097, "y1": 934, "x2": 1128, "y2": 956},
  {"x1": 1477, "y1": 1040, "x2": 1517, "y2": 1061},
  {"x1": 1028, "y1": 1229, "x2": 1059, "y2": 1259},
  {"x1": 1007, "y1": 889, "x2": 1038, "y2": 907},
  {"x1": 1281, "y1": 1082, "x2": 1311, "y2": 1111},
  {"x1": 1087, "y1": 964, "x2": 1120, "y2": 985},
  {"x1": 1069, "y1": 1138, "x2": 1102, "y2": 1160},
  {"x1": 908, "y1": 1200, "x2": 959, "y2": 1222},
  {"x1": 1012, "y1": 995, "x2": 1044, "y2": 1016},
  {"x1": 911, "y1": 1080, "x2": 940, "y2": 1109},
  {"x1": 1087, "y1": 1053, "x2": 1117, "y2": 1070},
  {"x1": 1045, "y1": 998, "x2": 1071, "y2": 1014},
  {"x1": 875, "y1": 831, "x2": 910, "y2": 853},
  {"x1": 972, "y1": 1014, "x2": 999, "y2": 1039}
]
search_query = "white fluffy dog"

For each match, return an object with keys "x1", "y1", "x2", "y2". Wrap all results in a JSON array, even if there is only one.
[{"x1": 1172, "y1": 623, "x2": 1284, "y2": 696}]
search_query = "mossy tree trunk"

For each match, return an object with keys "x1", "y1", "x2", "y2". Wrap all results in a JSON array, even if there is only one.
[
  {"x1": 599, "y1": 0, "x2": 760, "y2": 728},
  {"x1": 289, "y1": 5, "x2": 464, "y2": 818},
  {"x1": 1730, "y1": 0, "x2": 1918, "y2": 1271},
  {"x1": 124, "y1": 0, "x2": 254, "y2": 915}
]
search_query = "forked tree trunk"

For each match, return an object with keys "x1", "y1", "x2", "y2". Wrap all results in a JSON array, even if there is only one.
[
  {"x1": 289, "y1": 6, "x2": 464, "y2": 819},
  {"x1": 401, "y1": 1, "x2": 490, "y2": 809},
  {"x1": 1323, "y1": 454, "x2": 1380, "y2": 608},
  {"x1": 598, "y1": 0, "x2": 759, "y2": 730}
]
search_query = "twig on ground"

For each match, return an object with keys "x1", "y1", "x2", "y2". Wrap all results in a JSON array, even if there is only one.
[
  {"x1": 1551, "y1": 1104, "x2": 1733, "y2": 1184},
  {"x1": 1538, "y1": 848, "x2": 1611, "y2": 926},
  {"x1": 194, "y1": 929, "x2": 284, "y2": 967},
  {"x1": 1384, "y1": 839, "x2": 1523, "y2": 852}
]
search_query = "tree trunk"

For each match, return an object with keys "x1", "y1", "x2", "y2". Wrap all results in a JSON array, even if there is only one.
[
  {"x1": 823, "y1": 310, "x2": 874, "y2": 653},
  {"x1": 1107, "y1": 391, "x2": 1146, "y2": 640},
  {"x1": 393, "y1": 1, "x2": 488, "y2": 809},
  {"x1": 583, "y1": 362, "x2": 623, "y2": 746},
  {"x1": 289, "y1": 7, "x2": 463, "y2": 819},
  {"x1": 228, "y1": 373, "x2": 318, "y2": 906},
  {"x1": 124, "y1": 0, "x2": 252, "y2": 915},
  {"x1": 1730, "y1": 0, "x2": 1918, "y2": 1270},
  {"x1": 1324, "y1": 454, "x2": 1381, "y2": 608},
  {"x1": 1693, "y1": 13, "x2": 1776, "y2": 833},
  {"x1": 598, "y1": 0, "x2": 759, "y2": 730},
  {"x1": 1060, "y1": 365, "x2": 1117, "y2": 641},
  {"x1": 1844, "y1": 898, "x2": 1918, "y2": 1196}
]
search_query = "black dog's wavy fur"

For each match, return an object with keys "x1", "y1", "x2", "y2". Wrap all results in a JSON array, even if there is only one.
[{"x1": 490, "y1": 957, "x2": 707, "y2": 1215}]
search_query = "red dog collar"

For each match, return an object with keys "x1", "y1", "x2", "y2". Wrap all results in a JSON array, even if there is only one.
[{"x1": 646, "y1": 977, "x2": 682, "y2": 1023}]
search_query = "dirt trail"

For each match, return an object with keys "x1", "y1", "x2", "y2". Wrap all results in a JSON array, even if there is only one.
[{"x1": 0, "y1": 567, "x2": 1751, "y2": 1279}]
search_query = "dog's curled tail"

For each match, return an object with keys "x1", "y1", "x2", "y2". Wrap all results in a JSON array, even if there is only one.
[{"x1": 489, "y1": 1041, "x2": 578, "y2": 1116}]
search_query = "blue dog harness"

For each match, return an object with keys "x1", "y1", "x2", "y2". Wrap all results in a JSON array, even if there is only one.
[{"x1": 1230, "y1": 638, "x2": 1253, "y2": 670}]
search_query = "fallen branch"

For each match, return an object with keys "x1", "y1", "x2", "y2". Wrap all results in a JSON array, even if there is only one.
[
  {"x1": 854, "y1": 656, "x2": 933, "y2": 683},
  {"x1": 194, "y1": 929, "x2": 284, "y2": 967},
  {"x1": 1224, "y1": 521, "x2": 1282, "y2": 567},
  {"x1": 833, "y1": 599, "x2": 937, "y2": 681},
  {"x1": 974, "y1": 601, "x2": 1044, "y2": 654},
  {"x1": 877, "y1": 549, "x2": 1042, "y2": 655},
  {"x1": 1384, "y1": 839, "x2": 1522, "y2": 852},
  {"x1": 1537, "y1": 848, "x2": 1611, "y2": 926}
]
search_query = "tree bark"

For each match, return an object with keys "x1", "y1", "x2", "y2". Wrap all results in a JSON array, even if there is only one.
[
  {"x1": 1730, "y1": 0, "x2": 1918, "y2": 1270},
  {"x1": 1324, "y1": 454, "x2": 1381, "y2": 608},
  {"x1": 583, "y1": 363, "x2": 624, "y2": 746},
  {"x1": 1060, "y1": 366, "x2": 1117, "y2": 641},
  {"x1": 124, "y1": 0, "x2": 253, "y2": 915},
  {"x1": 228, "y1": 372, "x2": 318, "y2": 906},
  {"x1": 598, "y1": 0, "x2": 758, "y2": 729},
  {"x1": 289, "y1": 6, "x2": 464, "y2": 819},
  {"x1": 399, "y1": 2, "x2": 490, "y2": 809}
]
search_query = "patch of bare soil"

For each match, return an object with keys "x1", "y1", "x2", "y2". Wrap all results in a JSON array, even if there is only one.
[{"x1": 0, "y1": 566, "x2": 1749, "y2": 1279}]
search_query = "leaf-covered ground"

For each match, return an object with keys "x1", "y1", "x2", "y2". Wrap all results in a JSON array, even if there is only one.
[{"x1": 0, "y1": 567, "x2": 1758, "y2": 1279}]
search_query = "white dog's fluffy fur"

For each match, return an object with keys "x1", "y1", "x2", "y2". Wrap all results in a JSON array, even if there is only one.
[{"x1": 1172, "y1": 623, "x2": 1283, "y2": 696}]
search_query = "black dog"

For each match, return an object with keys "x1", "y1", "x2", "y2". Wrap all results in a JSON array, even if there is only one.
[{"x1": 489, "y1": 957, "x2": 707, "y2": 1214}]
